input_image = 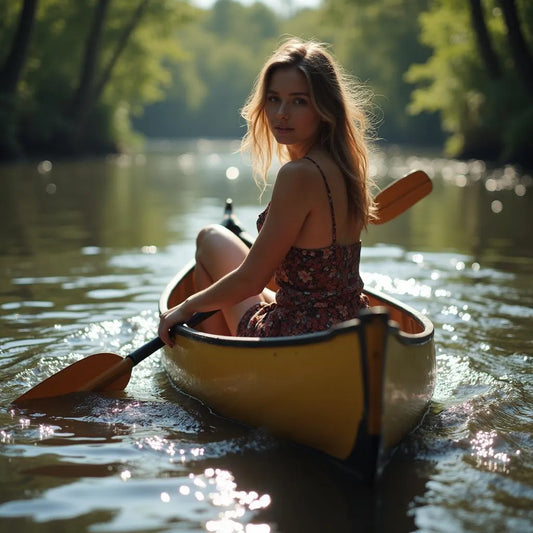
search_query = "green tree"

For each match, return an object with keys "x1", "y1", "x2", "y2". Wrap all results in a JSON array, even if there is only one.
[
  {"x1": 65, "y1": 0, "x2": 114, "y2": 151},
  {"x1": 318, "y1": 0, "x2": 443, "y2": 146},
  {"x1": 134, "y1": 0, "x2": 281, "y2": 138},
  {"x1": 469, "y1": 0, "x2": 502, "y2": 79},
  {"x1": 406, "y1": 0, "x2": 532, "y2": 165},
  {"x1": 0, "y1": 0, "x2": 195, "y2": 159},
  {"x1": 135, "y1": 0, "x2": 444, "y2": 146},
  {"x1": 500, "y1": 0, "x2": 533, "y2": 94},
  {"x1": 0, "y1": 0, "x2": 38, "y2": 95},
  {"x1": 0, "y1": 0, "x2": 39, "y2": 156}
]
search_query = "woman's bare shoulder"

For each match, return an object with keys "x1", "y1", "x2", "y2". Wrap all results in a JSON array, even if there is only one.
[
  {"x1": 280, "y1": 156, "x2": 319, "y2": 173},
  {"x1": 275, "y1": 158, "x2": 324, "y2": 190}
]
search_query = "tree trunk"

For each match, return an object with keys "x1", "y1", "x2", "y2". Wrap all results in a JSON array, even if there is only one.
[
  {"x1": 0, "y1": 0, "x2": 39, "y2": 158},
  {"x1": 0, "y1": 0, "x2": 39, "y2": 95},
  {"x1": 468, "y1": 0, "x2": 501, "y2": 79},
  {"x1": 92, "y1": 0, "x2": 150, "y2": 106},
  {"x1": 499, "y1": 0, "x2": 533, "y2": 94},
  {"x1": 68, "y1": 0, "x2": 111, "y2": 146},
  {"x1": 67, "y1": 0, "x2": 150, "y2": 150}
]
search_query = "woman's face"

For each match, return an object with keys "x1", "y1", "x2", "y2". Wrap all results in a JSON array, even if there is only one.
[{"x1": 264, "y1": 66, "x2": 322, "y2": 154}]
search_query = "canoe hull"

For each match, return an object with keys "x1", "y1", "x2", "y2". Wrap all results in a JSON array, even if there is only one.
[{"x1": 160, "y1": 259, "x2": 435, "y2": 478}]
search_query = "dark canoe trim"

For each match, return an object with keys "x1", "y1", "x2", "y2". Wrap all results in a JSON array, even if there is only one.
[
  {"x1": 365, "y1": 286, "x2": 434, "y2": 346},
  {"x1": 161, "y1": 270, "x2": 431, "y2": 351},
  {"x1": 171, "y1": 312, "x2": 366, "y2": 349},
  {"x1": 159, "y1": 262, "x2": 432, "y2": 351},
  {"x1": 346, "y1": 310, "x2": 389, "y2": 482}
]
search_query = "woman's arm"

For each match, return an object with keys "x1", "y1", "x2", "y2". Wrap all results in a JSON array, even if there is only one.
[{"x1": 158, "y1": 161, "x2": 317, "y2": 345}]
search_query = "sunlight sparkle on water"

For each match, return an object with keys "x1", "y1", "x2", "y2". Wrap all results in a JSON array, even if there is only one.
[
  {"x1": 470, "y1": 430, "x2": 512, "y2": 474},
  {"x1": 37, "y1": 160, "x2": 53, "y2": 174},
  {"x1": 455, "y1": 174, "x2": 468, "y2": 187},
  {"x1": 441, "y1": 304, "x2": 471, "y2": 322},
  {"x1": 39, "y1": 424, "x2": 55, "y2": 439},
  {"x1": 141, "y1": 245, "x2": 158, "y2": 254},
  {"x1": 226, "y1": 166, "x2": 240, "y2": 180},
  {"x1": 515, "y1": 183, "x2": 526, "y2": 196},
  {"x1": 491, "y1": 200, "x2": 503, "y2": 213},
  {"x1": 135, "y1": 435, "x2": 206, "y2": 463},
  {"x1": 127, "y1": 310, "x2": 159, "y2": 344},
  {"x1": 136, "y1": 435, "x2": 176, "y2": 455},
  {"x1": 82, "y1": 320, "x2": 122, "y2": 344},
  {"x1": 172, "y1": 468, "x2": 272, "y2": 533},
  {"x1": 412, "y1": 253, "x2": 424, "y2": 265},
  {"x1": 363, "y1": 272, "x2": 432, "y2": 298},
  {"x1": 435, "y1": 288, "x2": 452, "y2": 297},
  {"x1": 1, "y1": 430, "x2": 13, "y2": 444},
  {"x1": 433, "y1": 352, "x2": 495, "y2": 401}
]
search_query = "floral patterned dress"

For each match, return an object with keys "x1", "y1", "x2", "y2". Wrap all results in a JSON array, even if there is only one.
[{"x1": 236, "y1": 156, "x2": 369, "y2": 337}]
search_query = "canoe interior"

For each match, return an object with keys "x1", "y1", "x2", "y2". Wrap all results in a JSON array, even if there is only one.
[{"x1": 163, "y1": 261, "x2": 429, "y2": 339}]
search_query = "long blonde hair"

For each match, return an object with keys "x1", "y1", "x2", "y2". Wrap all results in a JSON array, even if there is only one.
[{"x1": 241, "y1": 38, "x2": 376, "y2": 227}]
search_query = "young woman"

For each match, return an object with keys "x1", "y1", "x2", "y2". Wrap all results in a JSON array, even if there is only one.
[{"x1": 158, "y1": 38, "x2": 375, "y2": 345}]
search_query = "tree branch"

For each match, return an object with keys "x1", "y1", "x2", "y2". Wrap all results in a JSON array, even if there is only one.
[
  {"x1": 468, "y1": 0, "x2": 502, "y2": 79},
  {"x1": 499, "y1": 0, "x2": 533, "y2": 94},
  {"x1": 92, "y1": 0, "x2": 151, "y2": 105},
  {"x1": 0, "y1": 0, "x2": 39, "y2": 95}
]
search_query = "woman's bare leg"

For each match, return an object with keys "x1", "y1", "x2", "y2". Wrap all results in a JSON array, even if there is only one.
[
  {"x1": 193, "y1": 259, "x2": 231, "y2": 335},
  {"x1": 193, "y1": 224, "x2": 268, "y2": 335}
]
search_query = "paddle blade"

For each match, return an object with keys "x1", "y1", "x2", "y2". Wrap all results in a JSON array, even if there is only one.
[
  {"x1": 13, "y1": 353, "x2": 132, "y2": 404},
  {"x1": 373, "y1": 170, "x2": 432, "y2": 224}
]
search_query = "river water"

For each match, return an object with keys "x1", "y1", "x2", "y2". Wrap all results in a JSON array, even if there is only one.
[{"x1": 0, "y1": 140, "x2": 531, "y2": 532}]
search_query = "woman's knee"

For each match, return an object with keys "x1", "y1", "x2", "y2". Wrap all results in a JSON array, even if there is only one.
[
  {"x1": 196, "y1": 224, "x2": 231, "y2": 257},
  {"x1": 195, "y1": 224, "x2": 247, "y2": 268},
  {"x1": 196, "y1": 224, "x2": 223, "y2": 248}
]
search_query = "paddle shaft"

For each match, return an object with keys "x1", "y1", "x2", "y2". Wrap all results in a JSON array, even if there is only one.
[
  {"x1": 77, "y1": 311, "x2": 216, "y2": 392},
  {"x1": 129, "y1": 309, "x2": 216, "y2": 366}
]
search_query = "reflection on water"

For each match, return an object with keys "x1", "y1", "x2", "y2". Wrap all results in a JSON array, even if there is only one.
[{"x1": 0, "y1": 140, "x2": 531, "y2": 532}]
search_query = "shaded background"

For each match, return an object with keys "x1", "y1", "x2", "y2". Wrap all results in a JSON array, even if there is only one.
[{"x1": 1, "y1": 0, "x2": 531, "y2": 166}]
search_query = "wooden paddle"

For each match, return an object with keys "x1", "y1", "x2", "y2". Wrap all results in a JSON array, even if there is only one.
[
  {"x1": 13, "y1": 170, "x2": 431, "y2": 404},
  {"x1": 372, "y1": 170, "x2": 432, "y2": 224}
]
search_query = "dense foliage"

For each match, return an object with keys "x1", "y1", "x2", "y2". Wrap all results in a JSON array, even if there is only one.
[
  {"x1": 1, "y1": 0, "x2": 531, "y2": 166},
  {"x1": 0, "y1": 0, "x2": 195, "y2": 157},
  {"x1": 406, "y1": 0, "x2": 533, "y2": 164}
]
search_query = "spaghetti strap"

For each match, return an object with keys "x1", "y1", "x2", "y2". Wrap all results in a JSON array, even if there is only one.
[
  {"x1": 237, "y1": 157, "x2": 368, "y2": 338},
  {"x1": 303, "y1": 156, "x2": 337, "y2": 244}
]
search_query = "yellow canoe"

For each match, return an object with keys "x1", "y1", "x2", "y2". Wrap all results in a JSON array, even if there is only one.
[{"x1": 159, "y1": 201, "x2": 435, "y2": 480}]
